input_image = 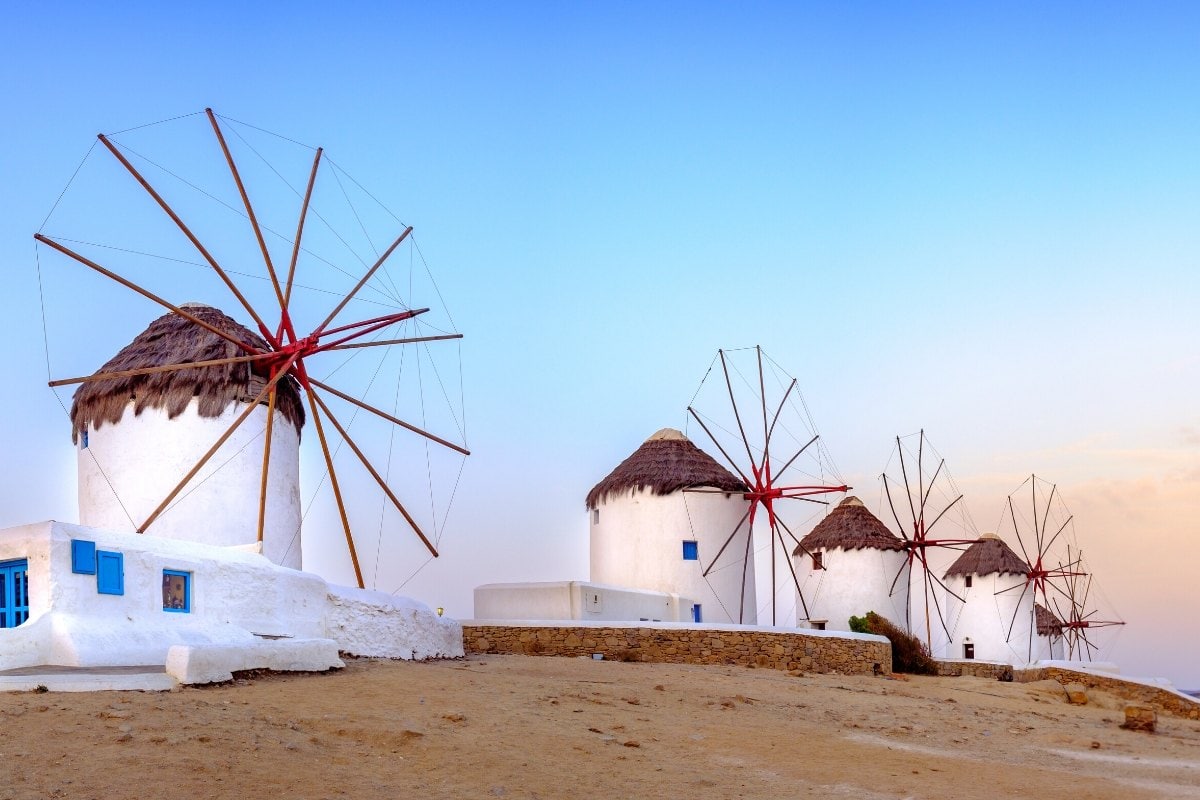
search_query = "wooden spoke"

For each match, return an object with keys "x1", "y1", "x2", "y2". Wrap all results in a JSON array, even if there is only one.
[
  {"x1": 719, "y1": 349, "x2": 758, "y2": 472},
  {"x1": 314, "y1": 226, "x2": 413, "y2": 336},
  {"x1": 1003, "y1": 580, "x2": 1033, "y2": 642},
  {"x1": 738, "y1": 519, "x2": 753, "y2": 624},
  {"x1": 138, "y1": 353, "x2": 298, "y2": 533},
  {"x1": 897, "y1": 436, "x2": 919, "y2": 533},
  {"x1": 771, "y1": 434, "x2": 819, "y2": 482},
  {"x1": 35, "y1": 234, "x2": 262, "y2": 356},
  {"x1": 763, "y1": 378, "x2": 797, "y2": 454},
  {"x1": 700, "y1": 506, "x2": 752, "y2": 578},
  {"x1": 324, "y1": 333, "x2": 463, "y2": 351},
  {"x1": 305, "y1": 389, "x2": 364, "y2": 589},
  {"x1": 308, "y1": 378, "x2": 470, "y2": 456},
  {"x1": 686, "y1": 406, "x2": 753, "y2": 487},
  {"x1": 310, "y1": 388, "x2": 439, "y2": 558},
  {"x1": 777, "y1": 524, "x2": 809, "y2": 620},
  {"x1": 95, "y1": 134, "x2": 272, "y2": 337},
  {"x1": 921, "y1": 494, "x2": 964, "y2": 538},
  {"x1": 206, "y1": 109, "x2": 287, "y2": 321},
  {"x1": 882, "y1": 475, "x2": 909, "y2": 541},
  {"x1": 256, "y1": 386, "x2": 278, "y2": 545},
  {"x1": 49, "y1": 353, "x2": 276, "y2": 387},
  {"x1": 282, "y1": 146, "x2": 324, "y2": 332}
]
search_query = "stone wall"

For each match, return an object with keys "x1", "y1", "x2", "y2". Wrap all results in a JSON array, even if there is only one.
[
  {"x1": 1014, "y1": 666, "x2": 1200, "y2": 721},
  {"x1": 935, "y1": 660, "x2": 1014, "y2": 680},
  {"x1": 462, "y1": 622, "x2": 891, "y2": 675}
]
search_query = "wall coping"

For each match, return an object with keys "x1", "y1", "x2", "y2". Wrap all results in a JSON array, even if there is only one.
[{"x1": 464, "y1": 619, "x2": 889, "y2": 644}]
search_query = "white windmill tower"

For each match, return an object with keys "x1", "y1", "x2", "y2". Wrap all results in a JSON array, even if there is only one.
[
  {"x1": 941, "y1": 533, "x2": 1040, "y2": 663},
  {"x1": 72, "y1": 303, "x2": 305, "y2": 569},
  {"x1": 586, "y1": 428, "x2": 753, "y2": 624},
  {"x1": 792, "y1": 496, "x2": 910, "y2": 631}
]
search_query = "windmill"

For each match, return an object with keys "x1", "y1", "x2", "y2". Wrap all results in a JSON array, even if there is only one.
[
  {"x1": 34, "y1": 109, "x2": 469, "y2": 590},
  {"x1": 993, "y1": 475, "x2": 1086, "y2": 660},
  {"x1": 1054, "y1": 546, "x2": 1126, "y2": 661},
  {"x1": 878, "y1": 430, "x2": 978, "y2": 652},
  {"x1": 684, "y1": 346, "x2": 848, "y2": 625}
]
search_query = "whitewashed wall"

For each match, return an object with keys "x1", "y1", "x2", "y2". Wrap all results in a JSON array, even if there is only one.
[
  {"x1": 793, "y1": 546, "x2": 911, "y2": 632},
  {"x1": 942, "y1": 571, "x2": 1046, "y2": 664},
  {"x1": 473, "y1": 581, "x2": 690, "y2": 623},
  {"x1": 78, "y1": 398, "x2": 303, "y2": 569},
  {"x1": 590, "y1": 488, "x2": 754, "y2": 624},
  {"x1": 0, "y1": 520, "x2": 461, "y2": 675}
]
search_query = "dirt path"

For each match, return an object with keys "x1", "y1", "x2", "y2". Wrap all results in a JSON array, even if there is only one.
[{"x1": 2, "y1": 655, "x2": 1197, "y2": 799}]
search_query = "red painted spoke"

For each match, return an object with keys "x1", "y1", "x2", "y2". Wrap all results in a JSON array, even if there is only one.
[{"x1": 323, "y1": 333, "x2": 462, "y2": 352}]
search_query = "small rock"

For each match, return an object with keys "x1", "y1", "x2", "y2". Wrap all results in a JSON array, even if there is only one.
[
  {"x1": 653, "y1": 685, "x2": 665, "y2": 691},
  {"x1": 1121, "y1": 705, "x2": 1157, "y2": 733},
  {"x1": 1090, "y1": 741, "x2": 1102, "y2": 749},
  {"x1": 623, "y1": 740, "x2": 641, "y2": 748},
  {"x1": 442, "y1": 713, "x2": 467, "y2": 723},
  {"x1": 118, "y1": 724, "x2": 133, "y2": 733},
  {"x1": 116, "y1": 732, "x2": 133, "y2": 743},
  {"x1": 1064, "y1": 683, "x2": 1089, "y2": 705}
]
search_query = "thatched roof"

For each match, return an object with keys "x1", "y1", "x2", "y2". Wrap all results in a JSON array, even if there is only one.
[
  {"x1": 585, "y1": 428, "x2": 746, "y2": 509},
  {"x1": 1035, "y1": 602, "x2": 1064, "y2": 637},
  {"x1": 794, "y1": 496, "x2": 903, "y2": 554},
  {"x1": 943, "y1": 533, "x2": 1029, "y2": 579},
  {"x1": 69, "y1": 304, "x2": 304, "y2": 443}
]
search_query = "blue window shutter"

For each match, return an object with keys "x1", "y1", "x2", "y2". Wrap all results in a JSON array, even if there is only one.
[
  {"x1": 692, "y1": 604, "x2": 702, "y2": 623},
  {"x1": 72, "y1": 540, "x2": 97, "y2": 574},
  {"x1": 682, "y1": 540, "x2": 699, "y2": 561},
  {"x1": 96, "y1": 550, "x2": 124, "y2": 595}
]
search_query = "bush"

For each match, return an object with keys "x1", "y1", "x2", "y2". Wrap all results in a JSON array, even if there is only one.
[{"x1": 852, "y1": 611, "x2": 939, "y2": 676}]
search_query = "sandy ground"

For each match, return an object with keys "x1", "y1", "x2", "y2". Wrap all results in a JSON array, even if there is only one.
[{"x1": 2, "y1": 655, "x2": 1198, "y2": 800}]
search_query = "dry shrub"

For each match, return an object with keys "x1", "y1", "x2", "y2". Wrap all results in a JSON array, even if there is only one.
[{"x1": 854, "y1": 611, "x2": 938, "y2": 676}]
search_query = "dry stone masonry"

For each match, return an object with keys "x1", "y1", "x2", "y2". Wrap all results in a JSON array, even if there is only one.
[{"x1": 462, "y1": 622, "x2": 891, "y2": 675}]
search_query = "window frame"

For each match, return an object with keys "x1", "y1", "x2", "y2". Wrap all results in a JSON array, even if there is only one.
[
  {"x1": 682, "y1": 540, "x2": 699, "y2": 561},
  {"x1": 162, "y1": 569, "x2": 192, "y2": 613},
  {"x1": 0, "y1": 558, "x2": 30, "y2": 628}
]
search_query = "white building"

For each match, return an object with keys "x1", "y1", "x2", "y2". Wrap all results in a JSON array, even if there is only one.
[
  {"x1": 792, "y1": 496, "x2": 910, "y2": 632},
  {"x1": 471, "y1": 428, "x2": 754, "y2": 624},
  {"x1": 1, "y1": 305, "x2": 461, "y2": 687},
  {"x1": 941, "y1": 532, "x2": 1051, "y2": 664},
  {"x1": 72, "y1": 304, "x2": 303, "y2": 569},
  {"x1": 586, "y1": 428, "x2": 753, "y2": 624}
]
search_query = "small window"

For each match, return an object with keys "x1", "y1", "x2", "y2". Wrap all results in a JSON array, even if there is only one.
[
  {"x1": 965, "y1": 575, "x2": 973, "y2": 588},
  {"x1": 163, "y1": 570, "x2": 191, "y2": 612},
  {"x1": 0, "y1": 558, "x2": 30, "y2": 628},
  {"x1": 691, "y1": 604, "x2": 702, "y2": 623},
  {"x1": 811, "y1": 551, "x2": 824, "y2": 570},
  {"x1": 963, "y1": 642, "x2": 975, "y2": 659},
  {"x1": 71, "y1": 539, "x2": 97, "y2": 574},
  {"x1": 682, "y1": 540, "x2": 699, "y2": 561},
  {"x1": 812, "y1": 621, "x2": 827, "y2": 631},
  {"x1": 97, "y1": 550, "x2": 124, "y2": 595},
  {"x1": 591, "y1": 508, "x2": 599, "y2": 525},
  {"x1": 80, "y1": 430, "x2": 89, "y2": 449}
]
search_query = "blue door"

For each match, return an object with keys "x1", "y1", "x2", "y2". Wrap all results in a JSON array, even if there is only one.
[{"x1": 0, "y1": 559, "x2": 30, "y2": 628}]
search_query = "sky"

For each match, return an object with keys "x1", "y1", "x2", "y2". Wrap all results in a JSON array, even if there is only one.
[{"x1": 0, "y1": 3, "x2": 1197, "y2": 686}]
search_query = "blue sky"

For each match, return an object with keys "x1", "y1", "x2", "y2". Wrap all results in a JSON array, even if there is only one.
[{"x1": 1, "y1": 3, "x2": 1197, "y2": 685}]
